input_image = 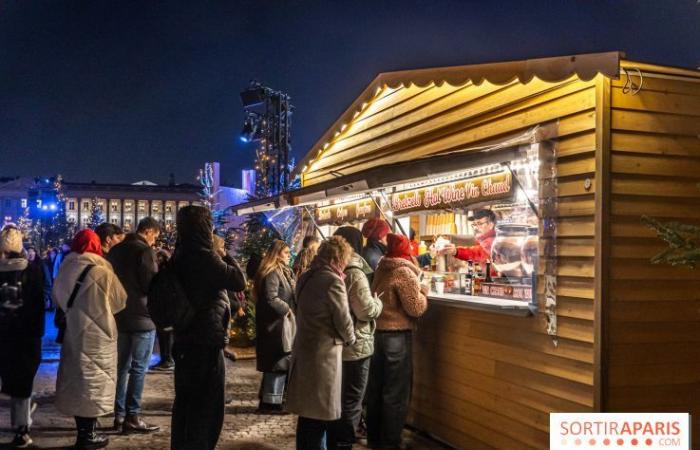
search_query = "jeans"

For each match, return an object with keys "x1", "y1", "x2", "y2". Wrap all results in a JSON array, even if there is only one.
[
  {"x1": 171, "y1": 345, "x2": 225, "y2": 450},
  {"x1": 157, "y1": 328, "x2": 174, "y2": 364},
  {"x1": 297, "y1": 416, "x2": 334, "y2": 450},
  {"x1": 260, "y1": 372, "x2": 286, "y2": 405},
  {"x1": 366, "y1": 331, "x2": 413, "y2": 449},
  {"x1": 333, "y1": 357, "x2": 371, "y2": 447},
  {"x1": 115, "y1": 330, "x2": 156, "y2": 417},
  {"x1": 10, "y1": 396, "x2": 33, "y2": 429}
]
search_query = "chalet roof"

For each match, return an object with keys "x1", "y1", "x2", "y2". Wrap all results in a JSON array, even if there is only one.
[{"x1": 296, "y1": 51, "x2": 624, "y2": 175}]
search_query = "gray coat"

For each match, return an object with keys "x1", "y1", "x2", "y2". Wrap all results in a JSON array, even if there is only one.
[
  {"x1": 255, "y1": 266, "x2": 296, "y2": 372},
  {"x1": 343, "y1": 254, "x2": 382, "y2": 361},
  {"x1": 285, "y1": 265, "x2": 355, "y2": 421}
]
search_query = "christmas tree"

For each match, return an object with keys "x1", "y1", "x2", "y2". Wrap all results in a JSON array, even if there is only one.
[
  {"x1": 88, "y1": 197, "x2": 104, "y2": 229},
  {"x1": 41, "y1": 175, "x2": 76, "y2": 248},
  {"x1": 642, "y1": 215, "x2": 700, "y2": 269}
]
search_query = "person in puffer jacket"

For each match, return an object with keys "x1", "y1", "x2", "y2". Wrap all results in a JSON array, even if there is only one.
[
  {"x1": 170, "y1": 205, "x2": 246, "y2": 450},
  {"x1": 332, "y1": 226, "x2": 383, "y2": 450},
  {"x1": 367, "y1": 233, "x2": 428, "y2": 450},
  {"x1": 53, "y1": 229, "x2": 127, "y2": 450}
]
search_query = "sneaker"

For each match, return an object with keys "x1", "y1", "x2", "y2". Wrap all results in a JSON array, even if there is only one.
[
  {"x1": 10, "y1": 428, "x2": 32, "y2": 448},
  {"x1": 149, "y1": 361, "x2": 175, "y2": 372}
]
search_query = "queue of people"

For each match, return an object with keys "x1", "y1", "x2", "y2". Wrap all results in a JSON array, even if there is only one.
[
  {"x1": 1, "y1": 213, "x2": 429, "y2": 450},
  {"x1": 250, "y1": 217, "x2": 428, "y2": 450}
]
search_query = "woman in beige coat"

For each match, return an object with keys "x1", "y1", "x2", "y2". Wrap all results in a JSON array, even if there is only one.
[
  {"x1": 286, "y1": 236, "x2": 356, "y2": 450},
  {"x1": 53, "y1": 229, "x2": 127, "y2": 450}
]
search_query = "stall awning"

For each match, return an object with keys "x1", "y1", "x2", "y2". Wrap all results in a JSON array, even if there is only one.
[{"x1": 232, "y1": 144, "x2": 526, "y2": 215}]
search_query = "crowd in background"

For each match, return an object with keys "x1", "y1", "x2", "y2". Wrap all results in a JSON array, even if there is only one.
[{"x1": 1, "y1": 214, "x2": 428, "y2": 450}]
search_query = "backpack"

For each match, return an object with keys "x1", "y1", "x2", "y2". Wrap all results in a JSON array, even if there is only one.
[
  {"x1": 147, "y1": 261, "x2": 194, "y2": 332},
  {"x1": 0, "y1": 271, "x2": 23, "y2": 329}
]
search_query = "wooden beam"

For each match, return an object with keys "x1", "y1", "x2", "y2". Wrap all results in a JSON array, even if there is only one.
[{"x1": 593, "y1": 74, "x2": 612, "y2": 411}]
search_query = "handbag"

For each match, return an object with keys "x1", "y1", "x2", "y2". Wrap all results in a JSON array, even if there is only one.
[
  {"x1": 281, "y1": 312, "x2": 296, "y2": 353},
  {"x1": 55, "y1": 264, "x2": 94, "y2": 344}
]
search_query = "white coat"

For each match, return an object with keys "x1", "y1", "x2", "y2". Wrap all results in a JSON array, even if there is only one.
[{"x1": 52, "y1": 251, "x2": 127, "y2": 418}]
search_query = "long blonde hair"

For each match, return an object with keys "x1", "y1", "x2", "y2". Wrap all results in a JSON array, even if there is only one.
[{"x1": 254, "y1": 240, "x2": 290, "y2": 300}]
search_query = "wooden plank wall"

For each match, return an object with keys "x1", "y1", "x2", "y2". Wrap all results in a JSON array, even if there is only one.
[
  {"x1": 304, "y1": 78, "x2": 601, "y2": 450},
  {"x1": 606, "y1": 64, "x2": 700, "y2": 448}
]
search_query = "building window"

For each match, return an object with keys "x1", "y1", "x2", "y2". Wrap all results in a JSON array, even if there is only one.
[
  {"x1": 111, "y1": 204, "x2": 118, "y2": 212},
  {"x1": 83, "y1": 202, "x2": 90, "y2": 210},
  {"x1": 111, "y1": 217, "x2": 119, "y2": 224},
  {"x1": 4, "y1": 216, "x2": 11, "y2": 223},
  {"x1": 69, "y1": 201, "x2": 76, "y2": 210},
  {"x1": 5, "y1": 199, "x2": 12, "y2": 208},
  {"x1": 21, "y1": 199, "x2": 27, "y2": 208}
]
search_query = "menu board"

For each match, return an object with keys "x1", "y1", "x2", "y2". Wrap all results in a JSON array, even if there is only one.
[
  {"x1": 315, "y1": 198, "x2": 377, "y2": 225},
  {"x1": 390, "y1": 171, "x2": 514, "y2": 214}
]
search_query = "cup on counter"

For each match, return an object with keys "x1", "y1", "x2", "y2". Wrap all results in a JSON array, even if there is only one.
[{"x1": 435, "y1": 281, "x2": 445, "y2": 295}]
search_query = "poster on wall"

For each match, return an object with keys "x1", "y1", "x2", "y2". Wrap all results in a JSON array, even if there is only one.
[{"x1": 390, "y1": 171, "x2": 514, "y2": 215}]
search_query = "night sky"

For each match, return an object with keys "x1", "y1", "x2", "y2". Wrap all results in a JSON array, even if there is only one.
[{"x1": 1, "y1": 1, "x2": 698, "y2": 187}]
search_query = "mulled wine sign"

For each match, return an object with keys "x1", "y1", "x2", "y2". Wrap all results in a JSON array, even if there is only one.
[
  {"x1": 390, "y1": 171, "x2": 514, "y2": 214},
  {"x1": 315, "y1": 198, "x2": 377, "y2": 225}
]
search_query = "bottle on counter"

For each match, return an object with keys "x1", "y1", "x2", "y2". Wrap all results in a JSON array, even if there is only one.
[
  {"x1": 485, "y1": 261, "x2": 493, "y2": 283},
  {"x1": 473, "y1": 263, "x2": 483, "y2": 295}
]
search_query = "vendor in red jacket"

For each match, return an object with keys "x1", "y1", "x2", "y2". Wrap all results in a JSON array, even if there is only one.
[{"x1": 441, "y1": 209, "x2": 497, "y2": 263}]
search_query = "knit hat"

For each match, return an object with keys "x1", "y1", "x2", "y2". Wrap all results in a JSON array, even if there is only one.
[
  {"x1": 386, "y1": 233, "x2": 413, "y2": 262},
  {"x1": 0, "y1": 225, "x2": 23, "y2": 254},
  {"x1": 333, "y1": 226, "x2": 363, "y2": 254},
  {"x1": 71, "y1": 229, "x2": 103, "y2": 256},
  {"x1": 361, "y1": 219, "x2": 391, "y2": 240}
]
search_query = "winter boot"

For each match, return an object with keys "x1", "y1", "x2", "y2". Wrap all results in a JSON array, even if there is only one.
[
  {"x1": 75, "y1": 417, "x2": 109, "y2": 450},
  {"x1": 10, "y1": 426, "x2": 32, "y2": 448}
]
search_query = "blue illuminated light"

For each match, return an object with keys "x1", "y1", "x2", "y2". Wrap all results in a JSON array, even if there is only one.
[
  {"x1": 41, "y1": 205, "x2": 48, "y2": 211},
  {"x1": 49, "y1": 204, "x2": 57, "y2": 210}
]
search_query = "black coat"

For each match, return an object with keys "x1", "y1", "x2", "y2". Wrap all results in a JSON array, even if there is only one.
[
  {"x1": 255, "y1": 266, "x2": 295, "y2": 372},
  {"x1": 172, "y1": 207, "x2": 247, "y2": 348},
  {"x1": 108, "y1": 234, "x2": 159, "y2": 332},
  {"x1": 0, "y1": 254, "x2": 45, "y2": 398},
  {"x1": 361, "y1": 239, "x2": 387, "y2": 271}
]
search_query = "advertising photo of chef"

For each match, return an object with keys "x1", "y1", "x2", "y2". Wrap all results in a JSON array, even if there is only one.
[{"x1": 440, "y1": 209, "x2": 496, "y2": 263}]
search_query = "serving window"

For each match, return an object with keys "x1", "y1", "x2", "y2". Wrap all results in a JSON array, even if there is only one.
[{"x1": 388, "y1": 146, "x2": 542, "y2": 315}]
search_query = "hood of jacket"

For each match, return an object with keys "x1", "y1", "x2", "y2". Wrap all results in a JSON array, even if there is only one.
[
  {"x1": 176, "y1": 205, "x2": 213, "y2": 252},
  {"x1": 345, "y1": 253, "x2": 372, "y2": 276},
  {"x1": 0, "y1": 250, "x2": 28, "y2": 273},
  {"x1": 376, "y1": 255, "x2": 420, "y2": 275}
]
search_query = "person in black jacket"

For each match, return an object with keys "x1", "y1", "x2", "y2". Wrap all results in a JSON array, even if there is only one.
[
  {"x1": 360, "y1": 219, "x2": 390, "y2": 271},
  {"x1": 171, "y1": 206, "x2": 246, "y2": 450},
  {"x1": 107, "y1": 217, "x2": 161, "y2": 434},
  {"x1": 0, "y1": 225, "x2": 45, "y2": 448}
]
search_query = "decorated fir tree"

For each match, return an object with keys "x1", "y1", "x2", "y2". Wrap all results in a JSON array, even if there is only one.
[{"x1": 88, "y1": 197, "x2": 104, "y2": 229}]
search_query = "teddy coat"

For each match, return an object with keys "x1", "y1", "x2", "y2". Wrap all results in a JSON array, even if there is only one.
[
  {"x1": 371, "y1": 257, "x2": 428, "y2": 331},
  {"x1": 52, "y1": 251, "x2": 127, "y2": 418},
  {"x1": 343, "y1": 253, "x2": 383, "y2": 361},
  {"x1": 285, "y1": 265, "x2": 355, "y2": 421}
]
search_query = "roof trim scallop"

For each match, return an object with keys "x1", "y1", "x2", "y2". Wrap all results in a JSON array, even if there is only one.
[{"x1": 297, "y1": 51, "x2": 623, "y2": 178}]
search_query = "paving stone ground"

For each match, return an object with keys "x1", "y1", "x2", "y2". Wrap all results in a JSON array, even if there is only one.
[{"x1": 1, "y1": 338, "x2": 447, "y2": 449}]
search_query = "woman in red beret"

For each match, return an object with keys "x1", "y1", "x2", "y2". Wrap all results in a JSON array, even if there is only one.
[{"x1": 366, "y1": 233, "x2": 428, "y2": 450}]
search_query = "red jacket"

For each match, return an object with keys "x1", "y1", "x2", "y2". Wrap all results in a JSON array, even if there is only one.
[{"x1": 455, "y1": 229, "x2": 495, "y2": 263}]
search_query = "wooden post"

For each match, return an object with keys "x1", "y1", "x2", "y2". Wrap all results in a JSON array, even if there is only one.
[{"x1": 593, "y1": 73, "x2": 612, "y2": 412}]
